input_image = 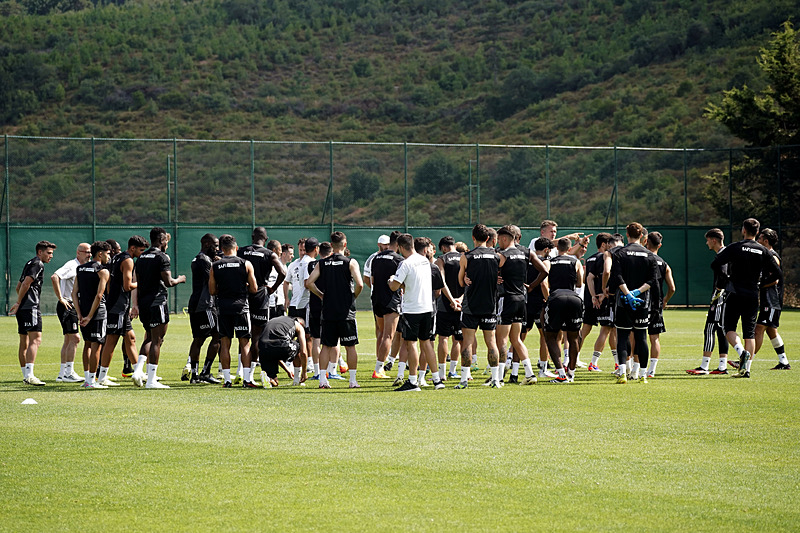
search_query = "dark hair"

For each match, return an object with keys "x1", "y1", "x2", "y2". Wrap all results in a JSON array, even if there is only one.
[
  {"x1": 35, "y1": 240, "x2": 57, "y2": 252},
  {"x1": 612, "y1": 233, "x2": 624, "y2": 244},
  {"x1": 150, "y1": 227, "x2": 167, "y2": 246},
  {"x1": 252, "y1": 226, "x2": 267, "y2": 243},
  {"x1": 397, "y1": 233, "x2": 414, "y2": 251},
  {"x1": 219, "y1": 234, "x2": 237, "y2": 251},
  {"x1": 497, "y1": 225, "x2": 515, "y2": 239},
  {"x1": 534, "y1": 237, "x2": 553, "y2": 252},
  {"x1": 414, "y1": 236, "x2": 431, "y2": 254},
  {"x1": 596, "y1": 232, "x2": 612, "y2": 248},
  {"x1": 438, "y1": 235, "x2": 455, "y2": 250},
  {"x1": 646, "y1": 231, "x2": 663, "y2": 248},
  {"x1": 626, "y1": 222, "x2": 644, "y2": 240},
  {"x1": 266, "y1": 239, "x2": 280, "y2": 253},
  {"x1": 557, "y1": 237, "x2": 571, "y2": 252},
  {"x1": 389, "y1": 230, "x2": 402, "y2": 245},
  {"x1": 743, "y1": 218, "x2": 760, "y2": 237},
  {"x1": 509, "y1": 225, "x2": 522, "y2": 240},
  {"x1": 759, "y1": 228, "x2": 778, "y2": 247},
  {"x1": 105, "y1": 239, "x2": 119, "y2": 252},
  {"x1": 330, "y1": 231, "x2": 346, "y2": 248},
  {"x1": 319, "y1": 241, "x2": 332, "y2": 257},
  {"x1": 297, "y1": 238, "x2": 306, "y2": 247},
  {"x1": 129, "y1": 235, "x2": 149, "y2": 249},
  {"x1": 472, "y1": 224, "x2": 490, "y2": 243},
  {"x1": 281, "y1": 243, "x2": 292, "y2": 252},
  {"x1": 705, "y1": 228, "x2": 724, "y2": 241},
  {"x1": 90, "y1": 240, "x2": 112, "y2": 257}
]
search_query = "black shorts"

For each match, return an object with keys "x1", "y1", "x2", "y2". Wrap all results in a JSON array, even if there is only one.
[
  {"x1": 106, "y1": 311, "x2": 133, "y2": 336},
  {"x1": 582, "y1": 298, "x2": 598, "y2": 327},
  {"x1": 288, "y1": 306, "x2": 308, "y2": 323},
  {"x1": 436, "y1": 311, "x2": 463, "y2": 340},
  {"x1": 400, "y1": 312, "x2": 434, "y2": 342},
  {"x1": 57, "y1": 301, "x2": 79, "y2": 335},
  {"x1": 461, "y1": 313, "x2": 497, "y2": 331},
  {"x1": 372, "y1": 302, "x2": 400, "y2": 318},
  {"x1": 217, "y1": 312, "x2": 251, "y2": 339},
  {"x1": 614, "y1": 296, "x2": 649, "y2": 330},
  {"x1": 190, "y1": 309, "x2": 218, "y2": 339},
  {"x1": 722, "y1": 292, "x2": 758, "y2": 339},
  {"x1": 80, "y1": 317, "x2": 107, "y2": 344},
  {"x1": 757, "y1": 307, "x2": 781, "y2": 329},
  {"x1": 259, "y1": 341, "x2": 300, "y2": 378},
  {"x1": 648, "y1": 308, "x2": 666, "y2": 335},
  {"x1": 499, "y1": 297, "x2": 526, "y2": 325},
  {"x1": 16, "y1": 309, "x2": 42, "y2": 335},
  {"x1": 308, "y1": 310, "x2": 322, "y2": 339},
  {"x1": 139, "y1": 302, "x2": 169, "y2": 330},
  {"x1": 321, "y1": 318, "x2": 359, "y2": 347},
  {"x1": 597, "y1": 295, "x2": 615, "y2": 327},
  {"x1": 248, "y1": 290, "x2": 270, "y2": 326},
  {"x1": 544, "y1": 291, "x2": 583, "y2": 333},
  {"x1": 269, "y1": 305, "x2": 285, "y2": 318},
  {"x1": 525, "y1": 300, "x2": 543, "y2": 331}
]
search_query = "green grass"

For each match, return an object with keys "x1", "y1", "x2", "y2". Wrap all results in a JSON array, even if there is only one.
[{"x1": 1, "y1": 310, "x2": 798, "y2": 532}]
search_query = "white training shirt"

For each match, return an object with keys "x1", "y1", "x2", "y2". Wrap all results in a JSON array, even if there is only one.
[
  {"x1": 363, "y1": 250, "x2": 379, "y2": 295},
  {"x1": 53, "y1": 258, "x2": 80, "y2": 301},
  {"x1": 268, "y1": 268, "x2": 285, "y2": 307},
  {"x1": 289, "y1": 255, "x2": 314, "y2": 308},
  {"x1": 528, "y1": 236, "x2": 558, "y2": 259},
  {"x1": 393, "y1": 251, "x2": 432, "y2": 314}
]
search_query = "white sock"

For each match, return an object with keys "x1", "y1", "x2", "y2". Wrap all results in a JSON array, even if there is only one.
[
  {"x1": 85, "y1": 370, "x2": 93, "y2": 383},
  {"x1": 745, "y1": 359, "x2": 753, "y2": 372},
  {"x1": 313, "y1": 363, "x2": 320, "y2": 376},
  {"x1": 471, "y1": 354, "x2": 477, "y2": 365},
  {"x1": 506, "y1": 351, "x2": 513, "y2": 365},
  {"x1": 449, "y1": 360, "x2": 457, "y2": 374},
  {"x1": 327, "y1": 362, "x2": 337, "y2": 376},
  {"x1": 461, "y1": 366, "x2": 469, "y2": 382},
  {"x1": 374, "y1": 361, "x2": 383, "y2": 373},
  {"x1": 498, "y1": 363, "x2": 506, "y2": 379},
  {"x1": 619, "y1": 363, "x2": 626, "y2": 377},
  {"x1": 349, "y1": 369, "x2": 357, "y2": 383},
  {"x1": 98, "y1": 366, "x2": 108, "y2": 382},
  {"x1": 243, "y1": 367, "x2": 252, "y2": 383},
  {"x1": 408, "y1": 374, "x2": 417, "y2": 385},
  {"x1": 611, "y1": 349, "x2": 618, "y2": 364},
  {"x1": 563, "y1": 348, "x2": 569, "y2": 367},
  {"x1": 719, "y1": 356, "x2": 727, "y2": 370},
  {"x1": 146, "y1": 363, "x2": 158, "y2": 385},
  {"x1": 490, "y1": 366, "x2": 498, "y2": 382},
  {"x1": 631, "y1": 362, "x2": 640, "y2": 377},
  {"x1": 237, "y1": 353, "x2": 243, "y2": 375},
  {"x1": 338, "y1": 355, "x2": 346, "y2": 367},
  {"x1": 222, "y1": 368, "x2": 231, "y2": 383},
  {"x1": 251, "y1": 362, "x2": 257, "y2": 374},
  {"x1": 522, "y1": 359, "x2": 533, "y2": 378},
  {"x1": 134, "y1": 355, "x2": 147, "y2": 373},
  {"x1": 647, "y1": 359, "x2": 658, "y2": 375},
  {"x1": 293, "y1": 367, "x2": 302, "y2": 384},
  {"x1": 733, "y1": 343, "x2": 745, "y2": 356},
  {"x1": 701, "y1": 356, "x2": 710, "y2": 371},
  {"x1": 25, "y1": 363, "x2": 34, "y2": 378},
  {"x1": 59, "y1": 363, "x2": 66, "y2": 378},
  {"x1": 66, "y1": 361, "x2": 74, "y2": 374},
  {"x1": 557, "y1": 367, "x2": 566, "y2": 378},
  {"x1": 592, "y1": 351, "x2": 601, "y2": 365},
  {"x1": 397, "y1": 362, "x2": 407, "y2": 380},
  {"x1": 319, "y1": 371, "x2": 328, "y2": 386},
  {"x1": 386, "y1": 355, "x2": 395, "y2": 365},
  {"x1": 186, "y1": 355, "x2": 191, "y2": 366},
  {"x1": 511, "y1": 362, "x2": 520, "y2": 376},
  {"x1": 779, "y1": 353, "x2": 789, "y2": 365},
  {"x1": 438, "y1": 365, "x2": 445, "y2": 380}
]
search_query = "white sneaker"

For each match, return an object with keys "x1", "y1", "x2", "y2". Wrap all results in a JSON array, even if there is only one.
[
  {"x1": 418, "y1": 378, "x2": 429, "y2": 387},
  {"x1": 62, "y1": 372, "x2": 84, "y2": 383},
  {"x1": 131, "y1": 371, "x2": 146, "y2": 387},
  {"x1": 98, "y1": 377, "x2": 120, "y2": 387},
  {"x1": 181, "y1": 365, "x2": 191, "y2": 381},
  {"x1": 82, "y1": 381, "x2": 107, "y2": 389},
  {"x1": 56, "y1": 374, "x2": 64, "y2": 382},
  {"x1": 105, "y1": 375, "x2": 118, "y2": 382},
  {"x1": 146, "y1": 381, "x2": 170, "y2": 389},
  {"x1": 538, "y1": 370, "x2": 557, "y2": 379},
  {"x1": 646, "y1": 371, "x2": 655, "y2": 378},
  {"x1": 575, "y1": 359, "x2": 588, "y2": 369},
  {"x1": 522, "y1": 376, "x2": 538, "y2": 385},
  {"x1": 24, "y1": 375, "x2": 46, "y2": 386}
]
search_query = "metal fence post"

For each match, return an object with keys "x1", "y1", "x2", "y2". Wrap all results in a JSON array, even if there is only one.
[
  {"x1": 545, "y1": 144, "x2": 550, "y2": 219},
  {"x1": 613, "y1": 146, "x2": 619, "y2": 232},
  {"x1": 475, "y1": 143, "x2": 480, "y2": 224},
  {"x1": 4, "y1": 134, "x2": 9, "y2": 311},
  {"x1": 684, "y1": 148, "x2": 689, "y2": 307},
  {"x1": 777, "y1": 146, "x2": 782, "y2": 252},
  {"x1": 728, "y1": 148, "x2": 733, "y2": 238},
  {"x1": 329, "y1": 141, "x2": 334, "y2": 234},
  {"x1": 172, "y1": 138, "x2": 179, "y2": 314},
  {"x1": 91, "y1": 137, "x2": 96, "y2": 242},
  {"x1": 404, "y1": 142, "x2": 408, "y2": 232},
  {"x1": 250, "y1": 139, "x2": 256, "y2": 228}
]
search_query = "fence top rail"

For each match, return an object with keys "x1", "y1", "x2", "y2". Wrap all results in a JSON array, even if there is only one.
[{"x1": 3, "y1": 135, "x2": 800, "y2": 152}]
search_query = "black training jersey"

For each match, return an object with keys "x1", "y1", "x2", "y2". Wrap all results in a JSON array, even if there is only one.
[
  {"x1": 610, "y1": 242, "x2": 658, "y2": 298},
  {"x1": 135, "y1": 247, "x2": 170, "y2": 307},
  {"x1": 711, "y1": 239, "x2": 780, "y2": 298},
  {"x1": 499, "y1": 246, "x2": 528, "y2": 299},
  {"x1": 308, "y1": 258, "x2": 323, "y2": 317},
  {"x1": 437, "y1": 251, "x2": 463, "y2": 313},
  {"x1": 260, "y1": 315, "x2": 298, "y2": 348},
  {"x1": 18, "y1": 256, "x2": 44, "y2": 310},
  {"x1": 212, "y1": 255, "x2": 250, "y2": 314},
  {"x1": 760, "y1": 249, "x2": 783, "y2": 308},
  {"x1": 604, "y1": 246, "x2": 623, "y2": 295},
  {"x1": 370, "y1": 249, "x2": 403, "y2": 310},
  {"x1": 189, "y1": 252, "x2": 215, "y2": 313},
  {"x1": 548, "y1": 254, "x2": 578, "y2": 291},
  {"x1": 107, "y1": 251, "x2": 132, "y2": 315},
  {"x1": 318, "y1": 252, "x2": 356, "y2": 320},
  {"x1": 650, "y1": 256, "x2": 668, "y2": 310},
  {"x1": 238, "y1": 244, "x2": 275, "y2": 290},
  {"x1": 528, "y1": 256, "x2": 549, "y2": 309},
  {"x1": 462, "y1": 246, "x2": 499, "y2": 316},
  {"x1": 585, "y1": 251, "x2": 603, "y2": 297},
  {"x1": 431, "y1": 262, "x2": 444, "y2": 306},
  {"x1": 76, "y1": 260, "x2": 106, "y2": 319}
]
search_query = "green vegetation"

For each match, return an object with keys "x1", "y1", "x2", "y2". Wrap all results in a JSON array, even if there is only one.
[{"x1": 2, "y1": 310, "x2": 799, "y2": 531}]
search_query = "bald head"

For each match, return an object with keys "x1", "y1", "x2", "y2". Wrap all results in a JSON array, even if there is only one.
[{"x1": 77, "y1": 243, "x2": 91, "y2": 263}]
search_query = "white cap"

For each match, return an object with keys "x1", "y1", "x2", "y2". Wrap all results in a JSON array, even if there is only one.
[{"x1": 377, "y1": 235, "x2": 390, "y2": 245}]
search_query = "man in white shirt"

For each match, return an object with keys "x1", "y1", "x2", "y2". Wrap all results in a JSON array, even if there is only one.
[
  {"x1": 389, "y1": 233, "x2": 435, "y2": 392},
  {"x1": 51, "y1": 242, "x2": 92, "y2": 382}
]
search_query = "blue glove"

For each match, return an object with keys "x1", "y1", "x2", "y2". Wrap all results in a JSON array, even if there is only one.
[
  {"x1": 631, "y1": 289, "x2": 641, "y2": 298},
  {"x1": 622, "y1": 292, "x2": 644, "y2": 310}
]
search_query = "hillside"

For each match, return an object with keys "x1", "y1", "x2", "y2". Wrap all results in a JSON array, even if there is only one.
[{"x1": 0, "y1": 0, "x2": 797, "y2": 226}]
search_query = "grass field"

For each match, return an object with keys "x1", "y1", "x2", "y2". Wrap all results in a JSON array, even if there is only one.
[{"x1": 1, "y1": 310, "x2": 798, "y2": 532}]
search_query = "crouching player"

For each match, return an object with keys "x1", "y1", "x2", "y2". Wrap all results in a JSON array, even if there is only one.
[{"x1": 258, "y1": 316, "x2": 308, "y2": 388}]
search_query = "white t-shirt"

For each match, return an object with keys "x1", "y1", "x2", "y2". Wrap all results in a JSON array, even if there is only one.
[
  {"x1": 268, "y1": 268, "x2": 285, "y2": 307},
  {"x1": 528, "y1": 236, "x2": 558, "y2": 259},
  {"x1": 393, "y1": 252, "x2": 432, "y2": 314},
  {"x1": 53, "y1": 258, "x2": 80, "y2": 301},
  {"x1": 289, "y1": 255, "x2": 314, "y2": 308},
  {"x1": 363, "y1": 250, "x2": 379, "y2": 294}
]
